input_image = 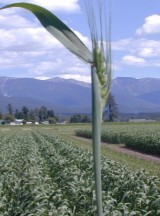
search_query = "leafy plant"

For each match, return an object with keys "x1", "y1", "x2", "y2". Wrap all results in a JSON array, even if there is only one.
[
  {"x1": 0, "y1": 1, "x2": 111, "y2": 215},
  {"x1": 75, "y1": 123, "x2": 160, "y2": 154},
  {"x1": 0, "y1": 129, "x2": 159, "y2": 215}
]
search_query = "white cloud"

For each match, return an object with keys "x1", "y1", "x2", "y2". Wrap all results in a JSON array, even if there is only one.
[
  {"x1": 113, "y1": 38, "x2": 160, "y2": 61},
  {"x1": 0, "y1": 14, "x2": 36, "y2": 29},
  {"x1": 112, "y1": 63, "x2": 122, "y2": 72},
  {"x1": 32, "y1": 60, "x2": 63, "y2": 75},
  {"x1": 122, "y1": 55, "x2": 146, "y2": 66},
  {"x1": 0, "y1": 27, "x2": 62, "y2": 51},
  {"x1": 28, "y1": 53, "x2": 90, "y2": 77},
  {"x1": 35, "y1": 76, "x2": 50, "y2": 80},
  {"x1": 59, "y1": 74, "x2": 91, "y2": 83},
  {"x1": 112, "y1": 38, "x2": 133, "y2": 51},
  {"x1": 135, "y1": 39, "x2": 160, "y2": 57},
  {"x1": 138, "y1": 48, "x2": 154, "y2": 58},
  {"x1": 1, "y1": 0, "x2": 80, "y2": 13},
  {"x1": 136, "y1": 15, "x2": 160, "y2": 35},
  {"x1": 62, "y1": 63, "x2": 90, "y2": 75}
]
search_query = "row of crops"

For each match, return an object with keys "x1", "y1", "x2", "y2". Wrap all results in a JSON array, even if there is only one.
[
  {"x1": 0, "y1": 128, "x2": 160, "y2": 215},
  {"x1": 75, "y1": 123, "x2": 160, "y2": 155}
]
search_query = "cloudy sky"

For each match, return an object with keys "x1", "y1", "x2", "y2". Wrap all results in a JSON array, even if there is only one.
[{"x1": 0, "y1": 0, "x2": 160, "y2": 83}]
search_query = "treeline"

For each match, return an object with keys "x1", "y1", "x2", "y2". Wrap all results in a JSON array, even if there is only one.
[
  {"x1": 69, "y1": 94, "x2": 119, "y2": 123},
  {"x1": 0, "y1": 93, "x2": 120, "y2": 124},
  {"x1": 0, "y1": 104, "x2": 58, "y2": 124},
  {"x1": 70, "y1": 114, "x2": 91, "y2": 123}
]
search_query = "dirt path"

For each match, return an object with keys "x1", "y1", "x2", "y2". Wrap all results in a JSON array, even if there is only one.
[{"x1": 74, "y1": 136, "x2": 160, "y2": 165}]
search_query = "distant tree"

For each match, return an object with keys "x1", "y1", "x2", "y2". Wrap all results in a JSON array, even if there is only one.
[
  {"x1": 81, "y1": 115, "x2": 91, "y2": 123},
  {"x1": 28, "y1": 110, "x2": 36, "y2": 122},
  {"x1": 7, "y1": 105, "x2": 58, "y2": 123},
  {"x1": 103, "y1": 93, "x2": 119, "y2": 122},
  {"x1": 47, "y1": 109, "x2": 54, "y2": 118},
  {"x1": 15, "y1": 109, "x2": 24, "y2": 119},
  {"x1": 70, "y1": 114, "x2": 81, "y2": 123},
  {"x1": 22, "y1": 106, "x2": 29, "y2": 120},
  {"x1": 0, "y1": 111, "x2": 2, "y2": 119},
  {"x1": 38, "y1": 106, "x2": 48, "y2": 122},
  {"x1": 16, "y1": 111, "x2": 24, "y2": 119},
  {"x1": 7, "y1": 104, "x2": 13, "y2": 116},
  {"x1": 30, "y1": 108, "x2": 39, "y2": 122},
  {"x1": 4, "y1": 114, "x2": 15, "y2": 123},
  {"x1": 70, "y1": 114, "x2": 91, "y2": 123},
  {"x1": 47, "y1": 117, "x2": 57, "y2": 124}
]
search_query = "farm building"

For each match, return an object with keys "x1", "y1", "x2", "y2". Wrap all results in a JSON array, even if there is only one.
[{"x1": 10, "y1": 119, "x2": 24, "y2": 125}]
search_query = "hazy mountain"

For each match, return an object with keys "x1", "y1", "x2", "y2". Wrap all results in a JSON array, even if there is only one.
[
  {"x1": 0, "y1": 76, "x2": 160, "y2": 114},
  {"x1": 112, "y1": 77, "x2": 160, "y2": 113},
  {"x1": 0, "y1": 77, "x2": 91, "y2": 113}
]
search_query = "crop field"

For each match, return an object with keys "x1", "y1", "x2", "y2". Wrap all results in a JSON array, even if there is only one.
[
  {"x1": 76, "y1": 123, "x2": 160, "y2": 155},
  {"x1": 0, "y1": 124, "x2": 160, "y2": 215}
]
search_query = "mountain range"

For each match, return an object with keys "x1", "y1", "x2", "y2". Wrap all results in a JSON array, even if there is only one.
[{"x1": 0, "y1": 76, "x2": 160, "y2": 114}]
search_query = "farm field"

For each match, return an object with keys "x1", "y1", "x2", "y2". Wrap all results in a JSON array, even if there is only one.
[
  {"x1": 76, "y1": 122, "x2": 160, "y2": 155},
  {"x1": 52, "y1": 122, "x2": 160, "y2": 177},
  {"x1": 0, "y1": 123, "x2": 160, "y2": 215}
]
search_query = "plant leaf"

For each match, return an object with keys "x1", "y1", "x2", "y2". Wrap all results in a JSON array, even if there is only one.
[{"x1": 0, "y1": 2, "x2": 93, "y2": 64}]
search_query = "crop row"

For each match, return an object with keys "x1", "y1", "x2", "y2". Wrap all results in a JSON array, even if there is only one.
[
  {"x1": 0, "y1": 132, "x2": 75, "y2": 215},
  {"x1": 0, "y1": 130, "x2": 160, "y2": 215},
  {"x1": 75, "y1": 123, "x2": 160, "y2": 154},
  {"x1": 34, "y1": 131, "x2": 160, "y2": 215}
]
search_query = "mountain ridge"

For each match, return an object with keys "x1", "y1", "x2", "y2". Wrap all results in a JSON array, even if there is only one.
[{"x1": 0, "y1": 76, "x2": 160, "y2": 114}]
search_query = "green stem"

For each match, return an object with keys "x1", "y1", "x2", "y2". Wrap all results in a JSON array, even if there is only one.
[{"x1": 91, "y1": 65, "x2": 103, "y2": 216}]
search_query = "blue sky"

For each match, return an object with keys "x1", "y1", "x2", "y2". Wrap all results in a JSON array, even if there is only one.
[{"x1": 0, "y1": 0, "x2": 160, "y2": 83}]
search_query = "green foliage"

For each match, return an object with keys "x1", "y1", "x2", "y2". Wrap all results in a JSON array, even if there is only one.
[
  {"x1": 76, "y1": 129, "x2": 92, "y2": 139},
  {"x1": 3, "y1": 114, "x2": 15, "y2": 123},
  {"x1": 0, "y1": 2, "x2": 112, "y2": 215},
  {"x1": 103, "y1": 93, "x2": 119, "y2": 122},
  {"x1": 15, "y1": 108, "x2": 24, "y2": 119},
  {"x1": 22, "y1": 106, "x2": 29, "y2": 120},
  {"x1": 38, "y1": 106, "x2": 57, "y2": 123},
  {"x1": 70, "y1": 114, "x2": 91, "y2": 123},
  {"x1": 0, "y1": 129, "x2": 159, "y2": 215},
  {"x1": 75, "y1": 123, "x2": 160, "y2": 154},
  {"x1": 14, "y1": 106, "x2": 57, "y2": 123},
  {"x1": 47, "y1": 117, "x2": 58, "y2": 124}
]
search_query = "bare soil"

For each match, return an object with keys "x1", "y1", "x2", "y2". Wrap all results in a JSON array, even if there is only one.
[{"x1": 74, "y1": 136, "x2": 160, "y2": 165}]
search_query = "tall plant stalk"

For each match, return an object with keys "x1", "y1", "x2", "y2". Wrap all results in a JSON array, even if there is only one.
[
  {"x1": 0, "y1": 2, "x2": 111, "y2": 215},
  {"x1": 87, "y1": 1, "x2": 112, "y2": 213},
  {"x1": 91, "y1": 65, "x2": 103, "y2": 215}
]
